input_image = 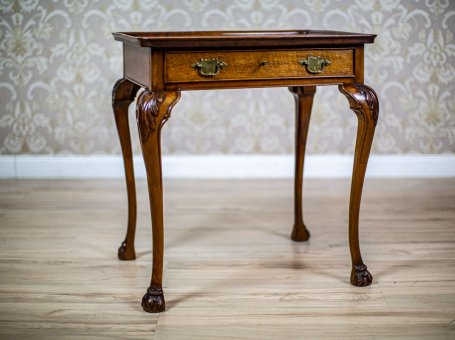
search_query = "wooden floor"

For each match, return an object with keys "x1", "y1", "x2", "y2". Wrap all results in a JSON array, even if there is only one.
[{"x1": 0, "y1": 179, "x2": 454, "y2": 339}]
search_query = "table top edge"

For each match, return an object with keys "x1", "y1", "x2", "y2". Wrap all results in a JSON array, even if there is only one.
[{"x1": 113, "y1": 30, "x2": 377, "y2": 47}]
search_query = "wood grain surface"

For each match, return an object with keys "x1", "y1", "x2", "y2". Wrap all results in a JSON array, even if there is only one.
[
  {"x1": 0, "y1": 179, "x2": 454, "y2": 339},
  {"x1": 165, "y1": 49, "x2": 354, "y2": 83},
  {"x1": 113, "y1": 30, "x2": 376, "y2": 48}
]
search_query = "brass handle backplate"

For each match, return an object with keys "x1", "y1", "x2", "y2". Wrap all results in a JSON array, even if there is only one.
[
  {"x1": 191, "y1": 58, "x2": 228, "y2": 77},
  {"x1": 298, "y1": 56, "x2": 331, "y2": 74}
]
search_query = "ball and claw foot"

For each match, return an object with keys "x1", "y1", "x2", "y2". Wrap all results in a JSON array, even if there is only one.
[
  {"x1": 118, "y1": 241, "x2": 136, "y2": 261},
  {"x1": 142, "y1": 286, "x2": 165, "y2": 313},
  {"x1": 351, "y1": 264, "x2": 373, "y2": 287},
  {"x1": 291, "y1": 223, "x2": 310, "y2": 242}
]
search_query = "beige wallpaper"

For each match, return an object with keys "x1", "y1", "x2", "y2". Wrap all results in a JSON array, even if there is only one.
[{"x1": 0, "y1": 0, "x2": 454, "y2": 155}]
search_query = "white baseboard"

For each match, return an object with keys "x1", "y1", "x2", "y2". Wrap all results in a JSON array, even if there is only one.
[{"x1": 0, "y1": 155, "x2": 454, "y2": 179}]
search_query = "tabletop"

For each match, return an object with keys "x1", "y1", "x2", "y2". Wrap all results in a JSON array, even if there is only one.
[{"x1": 113, "y1": 30, "x2": 377, "y2": 48}]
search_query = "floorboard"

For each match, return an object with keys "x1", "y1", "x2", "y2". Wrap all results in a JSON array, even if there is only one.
[{"x1": 0, "y1": 179, "x2": 454, "y2": 339}]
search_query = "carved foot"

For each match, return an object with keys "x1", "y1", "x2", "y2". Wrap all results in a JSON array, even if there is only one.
[
  {"x1": 351, "y1": 264, "x2": 373, "y2": 287},
  {"x1": 142, "y1": 286, "x2": 165, "y2": 313},
  {"x1": 291, "y1": 223, "x2": 310, "y2": 242},
  {"x1": 118, "y1": 241, "x2": 136, "y2": 261}
]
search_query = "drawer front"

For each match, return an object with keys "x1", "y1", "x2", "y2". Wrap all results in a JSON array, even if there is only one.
[{"x1": 165, "y1": 49, "x2": 354, "y2": 83}]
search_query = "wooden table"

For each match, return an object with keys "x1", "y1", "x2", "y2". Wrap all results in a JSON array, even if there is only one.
[{"x1": 112, "y1": 30, "x2": 379, "y2": 313}]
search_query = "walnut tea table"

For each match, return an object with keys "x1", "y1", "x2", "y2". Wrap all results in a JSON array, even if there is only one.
[{"x1": 112, "y1": 30, "x2": 379, "y2": 313}]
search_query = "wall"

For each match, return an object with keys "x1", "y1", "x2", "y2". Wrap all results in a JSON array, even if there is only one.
[{"x1": 0, "y1": 0, "x2": 454, "y2": 156}]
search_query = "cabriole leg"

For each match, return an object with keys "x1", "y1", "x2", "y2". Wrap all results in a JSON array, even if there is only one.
[
  {"x1": 339, "y1": 83, "x2": 379, "y2": 287},
  {"x1": 136, "y1": 90, "x2": 181, "y2": 313},
  {"x1": 288, "y1": 86, "x2": 316, "y2": 242},
  {"x1": 112, "y1": 79, "x2": 140, "y2": 261}
]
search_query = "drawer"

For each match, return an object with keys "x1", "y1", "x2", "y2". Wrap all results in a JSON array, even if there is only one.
[{"x1": 164, "y1": 49, "x2": 354, "y2": 83}]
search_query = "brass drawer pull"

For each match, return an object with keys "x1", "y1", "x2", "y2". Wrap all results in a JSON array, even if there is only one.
[
  {"x1": 259, "y1": 60, "x2": 271, "y2": 67},
  {"x1": 191, "y1": 58, "x2": 228, "y2": 77},
  {"x1": 299, "y1": 55, "x2": 331, "y2": 74}
]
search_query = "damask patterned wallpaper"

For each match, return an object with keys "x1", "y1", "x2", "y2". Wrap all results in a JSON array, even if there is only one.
[{"x1": 0, "y1": 0, "x2": 454, "y2": 155}]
